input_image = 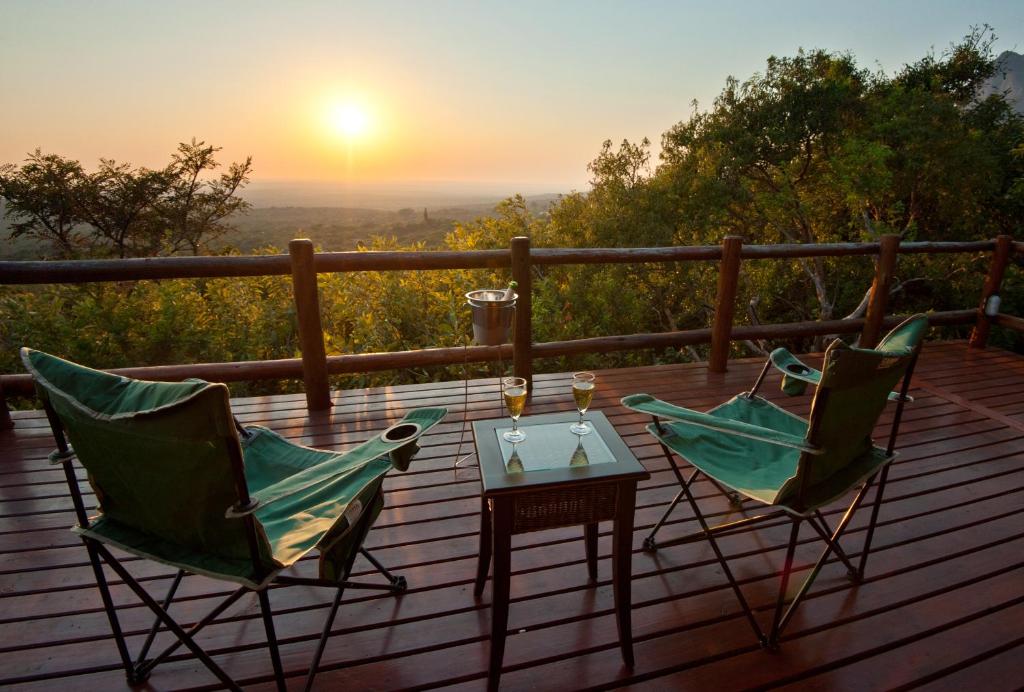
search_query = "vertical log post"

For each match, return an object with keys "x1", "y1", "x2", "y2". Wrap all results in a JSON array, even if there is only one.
[
  {"x1": 969, "y1": 235, "x2": 1014, "y2": 349},
  {"x1": 709, "y1": 235, "x2": 743, "y2": 373},
  {"x1": 860, "y1": 234, "x2": 901, "y2": 349},
  {"x1": 0, "y1": 380, "x2": 12, "y2": 430},
  {"x1": 511, "y1": 236, "x2": 533, "y2": 396},
  {"x1": 289, "y1": 239, "x2": 332, "y2": 411}
]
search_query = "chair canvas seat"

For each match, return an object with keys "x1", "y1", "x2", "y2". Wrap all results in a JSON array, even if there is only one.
[
  {"x1": 621, "y1": 314, "x2": 928, "y2": 649},
  {"x1": 242, "y1": 425, "x2": 397, "y2": 582},
  {"x1": 76, "y1": 426, "x2": 392, "y2": 588},
  {"x1": 28, "y1": 344, "x2": 445, "y2": 588},
  {"x1": 22, "y1": 346, "x2": 446, "y2": 689},
  {"x1": 646, "y1": 394, "x2": 893, "y2": 513}
]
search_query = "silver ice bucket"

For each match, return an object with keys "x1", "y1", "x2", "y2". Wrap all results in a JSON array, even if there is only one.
[{"x1": 466, "y1": 289, "x2": 516, "y2": 345}]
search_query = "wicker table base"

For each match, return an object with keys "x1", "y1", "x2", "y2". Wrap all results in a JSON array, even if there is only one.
[{"x1": 472, "y1": 411, "x2": 649, "y2": 691}]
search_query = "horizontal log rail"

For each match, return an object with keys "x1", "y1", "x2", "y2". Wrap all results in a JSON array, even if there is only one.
[
  {"x1": 0, "y1": 309, "x2": 978, "y2": 397},
  {"x1": 0, "y1": 250, "x2": 511, "y2": 285},
  {"x1": 0, "y1": 240, "x2": 997, "y2": 286},
  {"x1": 739, "y1": 240, "x2": 994, "y2": 259},
  {"x1": 315, "y1": 249, "x2": 511, "y2": 272},
  {"x1": 0, "y1": 235, "x2": 1017, "y2": 427},
  {"x1": 0, "y1": 255, "x2": 293, "y2": 284},
  {"x1": 993, "y1": 313, "x2": 1024, "y2": 333}
]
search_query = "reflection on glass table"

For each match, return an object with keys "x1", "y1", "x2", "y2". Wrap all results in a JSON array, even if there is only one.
[
  {"x1": 506, "y1": 445, "x2": 524, "y2": 473},
  {"x1": 495, "y1": 420, "x2": 615, "y2": 473}
]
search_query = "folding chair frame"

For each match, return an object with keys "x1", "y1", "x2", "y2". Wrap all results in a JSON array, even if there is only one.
[
  {"x1": 640, "y1": 348, "x2": 919, "y2": 648},
  {"x1": 45, "y1": 400, "x2": 406, "y2": 692}
]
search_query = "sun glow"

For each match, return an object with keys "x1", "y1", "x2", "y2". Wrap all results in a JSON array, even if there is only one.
[{"x1": 329, "y1": 102, "x2": 370, "y2": 139}]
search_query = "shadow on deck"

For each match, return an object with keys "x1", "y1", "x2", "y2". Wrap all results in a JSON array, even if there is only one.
[{"x1": 1, "y1": 341, "x2": 1022, "y2": 690}]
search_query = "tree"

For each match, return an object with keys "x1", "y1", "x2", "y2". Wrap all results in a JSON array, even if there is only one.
[
  {"x1": 76, "y1": 159, "x2": 174, "y2": 258},
  {"x1": 548, "y1": 138, "x2": 675, "y2": 249},
  {"x1": 0, "y1": 140, "x2": 252, "y2": 258},
  {"x1": 158, "y1": 140, "x2": 253, "y2": 256},
  {"x1": 654, "y1": 28, "x2": 1023, "y2": 324},
  {"x1": 0, "y1": 151, "x2": 89, "y2": 257},
  {"x1": 531, "y1": 28, "x2": 1023, "y2": 358}
]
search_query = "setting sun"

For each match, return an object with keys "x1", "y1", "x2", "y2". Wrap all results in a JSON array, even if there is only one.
[{"x1": 329, "y1": 102, "x2": 369, "y2": 139}]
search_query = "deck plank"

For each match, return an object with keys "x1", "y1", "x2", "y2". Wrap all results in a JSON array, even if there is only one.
[{"x1": 0, "y1": 341, "x2": 1022, "y2": 690}]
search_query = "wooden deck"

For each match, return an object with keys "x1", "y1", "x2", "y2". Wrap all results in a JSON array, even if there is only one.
[{"x1": 1, "y1": 340, "x2": 1023, "y2": 691}]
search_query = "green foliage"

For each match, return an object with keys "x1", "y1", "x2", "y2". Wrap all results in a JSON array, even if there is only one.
[
  {"x1": 0, "y1": 140, "x2": 252, "y2": 258},
  {"x1": 646, "y1": 29, "x2": 1023, "y2": 329}
]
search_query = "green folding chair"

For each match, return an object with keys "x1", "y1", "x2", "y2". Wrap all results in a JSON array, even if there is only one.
[
  {"x1": 620, "y1": 315, "x2": 927, "y2": 648},
  {"x1": 22, "y1": 348, "x2": 447, "y2": 691}
]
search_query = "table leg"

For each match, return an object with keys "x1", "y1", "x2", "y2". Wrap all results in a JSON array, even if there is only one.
[
  {"x1": 584, "y1": 522, "x2": 598, "y2": 582},
  {"x1": 612, "y1": 481, "x2": 636, "y2": 668},
  {"x1": 475, "y1": 496, "x2": 492, "y2": 598},
  {"x1": 488, "y1": 499, "x2": 513, "y2": 692}
]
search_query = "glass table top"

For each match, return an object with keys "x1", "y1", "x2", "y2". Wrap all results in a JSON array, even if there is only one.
[{"x1": 494, "y1": 420, "x2": 617, "y2": 474}]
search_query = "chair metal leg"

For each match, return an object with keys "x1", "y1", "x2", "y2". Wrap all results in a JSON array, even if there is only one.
[
  {"x1": 300, "y1": 495, "x2": 398, "y2": 689},
  {"x1": 679, "y1": 470, "x2": 766, "y2": 646},
  {"x1": 137, "y1": 587, "x2": 247, "y2": 677},
  {"x1": 360, "y1": 547, "x2": 407, "y2": 591},
  {"x1": 82, "y1": 538, "x2": 138, "y2": 684},
  {"x1": 856, "y1": 467, "x2": 890, "y2": 579},
  {"x1": 651, "y1": 511, "x2": 783, "y2": 551},
  {"x1": 746, "y1": 358, "x2": 773, "y2": 399},
  {"x1": 258, "y1": 588, "x2": 287, "y2": 692},
  {"x1": 768, "y1": 519, "x2": 801, "y2": 649},
  {"x1": 810, "y1": 512, "x2": 859, "y2": 582},
  {"x1": 305, "y1": 585, "x2": 345, "y2": 692},
  {"x1": 93, "y1": 543, "x2": 242, "y2": 691},
  {"x1": 706, "y1": 476, "x2": 744, "y2": 507},
  {"x1": 136, "y1": 569, "x2": 184, "y2": 668},
  {"x1": 645, "y1": 441, "x2": 700, "y2": 551},
  {"x1": 644, "y1": 485, "x2": 687, "y2": 551},
  {"x1": 773, "y1": 481, "x2": 875, "y2": 640}
]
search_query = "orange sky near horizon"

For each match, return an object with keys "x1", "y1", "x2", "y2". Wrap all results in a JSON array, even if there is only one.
[{"x1": 1, "y1": 1, "x2": 1021, "y2": 193}]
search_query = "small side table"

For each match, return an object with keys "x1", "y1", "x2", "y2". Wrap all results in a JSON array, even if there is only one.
[{"x1": 472, "y1": 411, "x2": 650, "y2": 691}]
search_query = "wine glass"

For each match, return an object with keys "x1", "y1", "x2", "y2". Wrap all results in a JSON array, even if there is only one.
[
  {"x1": 501, "y1": 376, "x2": 527, "y2": 443},
  {"x1": 570, "y1": 372, "x2": 595, "y2": 435}
]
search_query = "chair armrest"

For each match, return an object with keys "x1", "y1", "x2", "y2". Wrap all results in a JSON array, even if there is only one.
[
  {"x1": 621, "y1": 393, "x2": 823, "y2": 455},
  {"x1": 770, "y1": 348, "x2": 909, "y2": 402},
  {"x1": 770, "y1": 348, "x2": 822, "y2": 385},
  {"x1": 226, "y1": 406, "x2": 447, "y2": 517}
]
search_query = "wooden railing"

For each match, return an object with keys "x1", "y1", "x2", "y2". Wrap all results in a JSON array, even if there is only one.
[{"x1": 1, "y1": 234, "x2": 1019, "y2": 428}]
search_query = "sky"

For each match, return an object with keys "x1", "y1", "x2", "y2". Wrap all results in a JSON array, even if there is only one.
[{"x1": 1, "y1": 0, "x2": 1022, "y2": 196}]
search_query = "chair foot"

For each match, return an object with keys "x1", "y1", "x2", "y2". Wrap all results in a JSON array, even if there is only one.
[
  {"x1": 762, "y1": 635, "x2": 779, "y2": 652},
  {"x1": 642, "y1": 536, "x2": 658, "y2": 553},
  {"x1": 390, "y1": 575, "x2": 407, "y2": 592},
  {"x1": 127, "y1": 663, "x2": 151, "y2": 685},
  {"x1": 728, "y1": 493, "x2": 743, "y2": 507},
  {"x1": 846, "y1": 568, "x2": 862, "y2": 584}
]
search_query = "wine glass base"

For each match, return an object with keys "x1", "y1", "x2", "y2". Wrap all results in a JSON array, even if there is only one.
[
  {"x1": 569, "y1": 422, "x2": 591, "y2": 435},
  {"x1": 503, "y1": 430, "x2": 526, "y2": 443}
]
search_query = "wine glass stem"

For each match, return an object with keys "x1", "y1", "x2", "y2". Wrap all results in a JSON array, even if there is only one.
[{"x1": 579, "y1": 410, "x2": 584, "y2": 427}]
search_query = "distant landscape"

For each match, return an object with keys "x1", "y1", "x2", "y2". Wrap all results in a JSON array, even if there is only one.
[
  {"x1": 219, "y1": 193, "x2": 562, "y2": 253},
  {"x1": 0, "y1": 192, "x2": 563, "y2": 259}
]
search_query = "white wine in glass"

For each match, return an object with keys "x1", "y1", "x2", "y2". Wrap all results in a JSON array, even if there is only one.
[
  {"x1": 502, "y1": 376, "x2": 527, "y2": 443},
  {"x1": 570, "y1": 372, "x2": 595, "y2": 435}
]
